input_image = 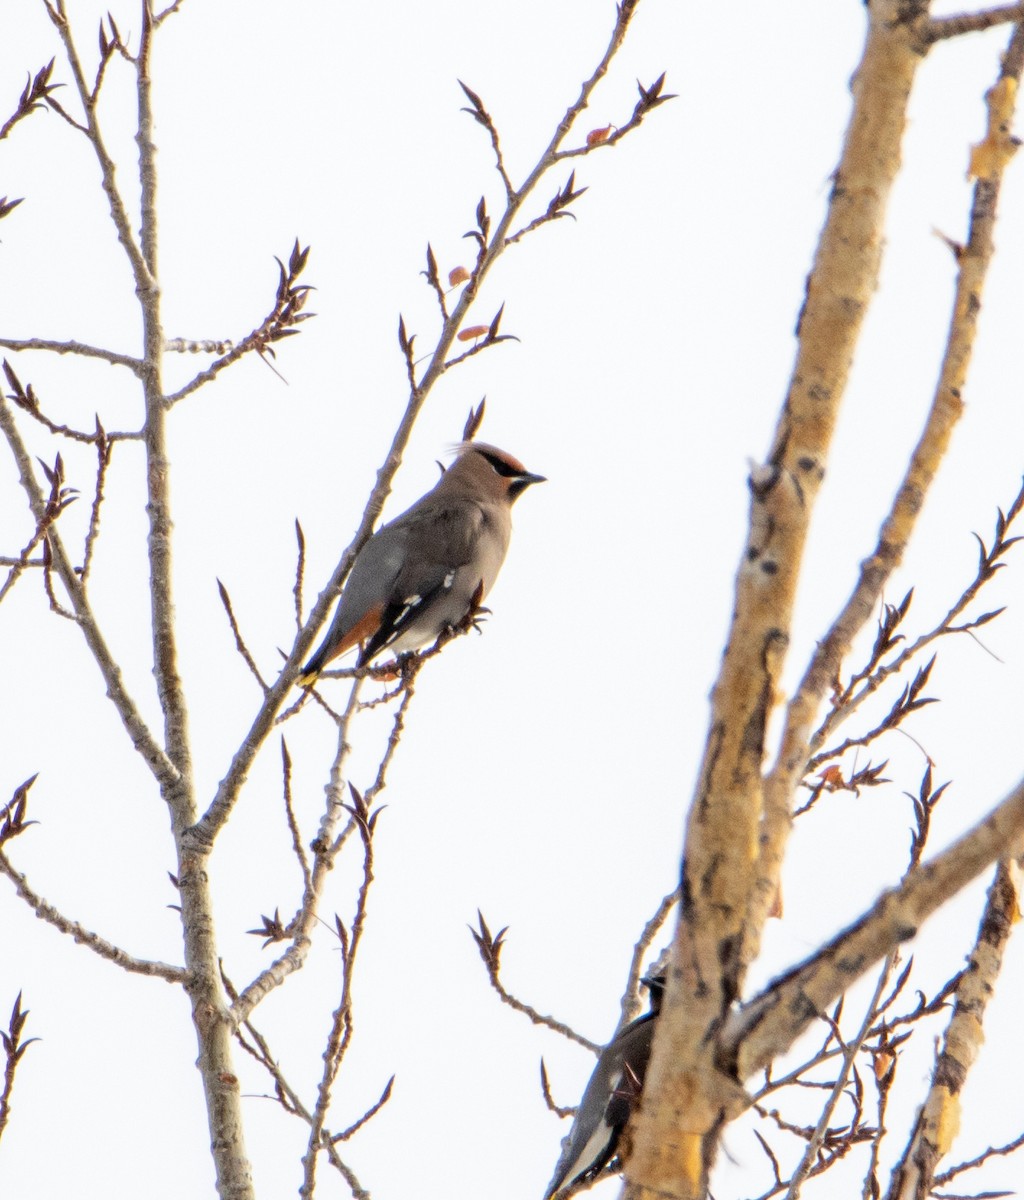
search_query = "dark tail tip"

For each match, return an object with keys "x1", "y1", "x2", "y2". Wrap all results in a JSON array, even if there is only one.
[{"x1": 296, "y1": 653, "x2": 322, "y2": 688}]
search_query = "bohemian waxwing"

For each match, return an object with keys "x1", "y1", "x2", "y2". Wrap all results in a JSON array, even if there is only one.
[
  {"x1": 297, "y1": 442, "x2": 545, "y2": 684},
  {"x1": 544, "y1": 975, "x2": 666, "y2": 1200}
]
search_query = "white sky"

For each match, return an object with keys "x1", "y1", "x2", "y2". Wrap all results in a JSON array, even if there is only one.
[{"x1": 3, "y1": 2, "x2": 1024, "y2": 1199}]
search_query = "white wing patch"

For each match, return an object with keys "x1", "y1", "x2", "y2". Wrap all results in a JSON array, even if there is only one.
[
  {"x1": 380, "y1": 574, "x2": 457, "y2": 653},
  {"x1": 381, "y1": 593, "x2": 425, "y2": 648},
  {"x1": 394, "y1": 593, "x2": 422, "y2": 622},
  {"x1": 551, "y1": 1115, "x2": 615, "y2": 1197}
]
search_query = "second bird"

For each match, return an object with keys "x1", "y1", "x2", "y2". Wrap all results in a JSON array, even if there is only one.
[
  {"x1": 544, "y1": 975, "x2": 666, "y2": 1199},
  {"x1": 297, "y1": 442, "x2": 545, "y2": 684}
]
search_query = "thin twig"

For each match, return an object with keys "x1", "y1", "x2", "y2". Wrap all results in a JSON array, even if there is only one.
[
  {"x1": 752, "y1": 966, "x2": 954, "y2": 1107},
  {"x1": 458, "y1": 80, "x2": 515, "y2": 201},
  {"x1": 730, "y1": 764, "x2": 1024, "y2": 1081},
  {"x1": 809, "y1": 658, "x2": 936, "y2": 772},
  {"x1": 280, "y1": 739, "x2": 312, "y2": 897},
  {"x1": 293, "y1": 519, "x2": 305, "y2": 630},
  {"x1": 815, "y1": 481, "x2": 1024, "y2": 757},
  {"x1": 0, "y1": 59, "x2": 60, "y2": 142},
  {"x1": 89, "y1": 15, "x2": 122, "y2": 105},
  {"x1": 421, "y1": 244, "x2": 450, "y2": 321},
  {"x1": 218, "y1": 579, "x2": 270, "y2": 694},
  {"x1": 0, "y1": 337, "x2": 141, "y2": 370},
  {"x1": 782, "y1": 954, "x2": 895, "y2": 1200},
  {"x1": 540, "y1": 1058, "x2": 576, "y2": 1119},
  {"x1": 0, "y1": 991, "x2": 37, "y2": 1148},
  {"x1": 551, "y1": 72, "x2": 673, "y2": 162},
  {"x1": 220, "y1": 966, "x2": 373, "y2": 1199},
  {"x1": 163, "y1": 242, "x2": 312, "y2": 408},
  {"x1": 934, "y1": 1130, "x2": 1024, "y2": 1187},
  {"x1": 885, "y1": 859, "x2": 1023, "y2": 1199},
  {"x1": 154, "y1": 0, "x2": 188, "y2": 27},
  {"x1": 229, "y1": 681, "x2": 364, "y2": 1024},
  {"x1": 471, "y1": 911, "x2": 600, "y2": 1053},
  {"x1": 41, "y1": 538, "x2": 75, "y2": 618},
  {"x1": 80, "y1": 419, "x2": 111, "y2": 584},
  {"x1": 619, "y1": 888, "x2": 678, "y2": 1026},
  {"x1": 0, "y1": 847, "x2": 186, "y2": 983},
  {"x1": 301, "y1": 782, "x2": 379, "y2": 1197},
  {"x1": 0, "y1": 526, "x2": 48, "y2": 606},
  {"x1": 41, "y1": 2, "x2": 153, "y2": 288}
]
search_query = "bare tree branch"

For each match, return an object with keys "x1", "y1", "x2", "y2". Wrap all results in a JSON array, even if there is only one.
[
  {"x1": 0, "y1": 846, "x2": 186, "y2": 983},
  {"x1": 42, "y1": 2, "x2": 153, "y2": 290},
  {"x1": 221, "y1": 966, "x2": 374, "y2": 1199},
  {"x1": 926, "y1": 4, "x2": 1024, "y2": 42},
  {"x1": 229, "y1": 682, "x2": 364, "y2": 1024},
  {"x1": 745, "y1": 10, "x2": 1024, "y2": 983},
  {"x1": 885, "y1": 861, "x2": 1022, "y2": 1199},
  {"x1": 934, "y1": 1130, "x2": 1024, "y2": 1188},
  {"x1": 630, "y1": 13, "x2": 1024, "y2": 1198},
  {"x1": 730, "y1": 771, "x2": 1024, "y2": 1080},
  {"x1": 34, "y1": 4, "x2": 258, "y2": 1192},
  {"x1": 0, "y1": 392, "x2": 177, "y2": 784},
  {"x1": 0, "y1": 337, "x2": 142, "y2": 372}
]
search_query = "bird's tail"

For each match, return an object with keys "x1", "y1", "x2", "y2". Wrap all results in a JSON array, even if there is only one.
[{"x1": 296, "y1": 650, "x2": 326, "y2": 688}]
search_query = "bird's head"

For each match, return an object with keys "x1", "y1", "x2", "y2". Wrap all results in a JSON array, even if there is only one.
[
  {"x1": 446, "y1": 442, "x2": 546, "y2": 504},
  {"x1": 640, "y1": 973, "x2": 667, "y2": 1014}
]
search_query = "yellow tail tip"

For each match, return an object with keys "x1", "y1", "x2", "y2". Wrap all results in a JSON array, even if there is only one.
[{"x1": 295, "y1": 669, "x2": 318, "y2": 688}]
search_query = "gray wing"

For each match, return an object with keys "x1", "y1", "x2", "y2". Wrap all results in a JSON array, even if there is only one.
[
  {"x1": 300, "y1": 497, "x2": 499, "y2": 677},
  {"x1": 544, "y1": 1016, "x2": 656, "y2": 1199},
  {"x1": 340, "y1": 499, "x2": 490, "y2": 662}
]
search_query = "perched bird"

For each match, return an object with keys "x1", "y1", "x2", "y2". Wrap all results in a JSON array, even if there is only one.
[
  {"x1": 297, "y1": 442, "x2": 545, "y2": 684},
  {"x1": 545, "y1": 975, "x2": 666, "y2": 1200}
]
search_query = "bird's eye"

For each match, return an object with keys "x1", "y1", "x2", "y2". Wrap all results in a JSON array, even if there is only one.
[{"x1": 478, "y1": 450, "x2": 522, "y2": 478}]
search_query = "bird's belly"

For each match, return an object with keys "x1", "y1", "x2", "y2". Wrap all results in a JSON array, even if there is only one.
[{"x1": 387, "y1": 568, "x2": 491, "y2": 655}]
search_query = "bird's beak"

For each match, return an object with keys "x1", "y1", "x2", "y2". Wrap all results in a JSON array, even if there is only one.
[{"x1": 509, "y1": 471, "x2": 546, "y2": 501}]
